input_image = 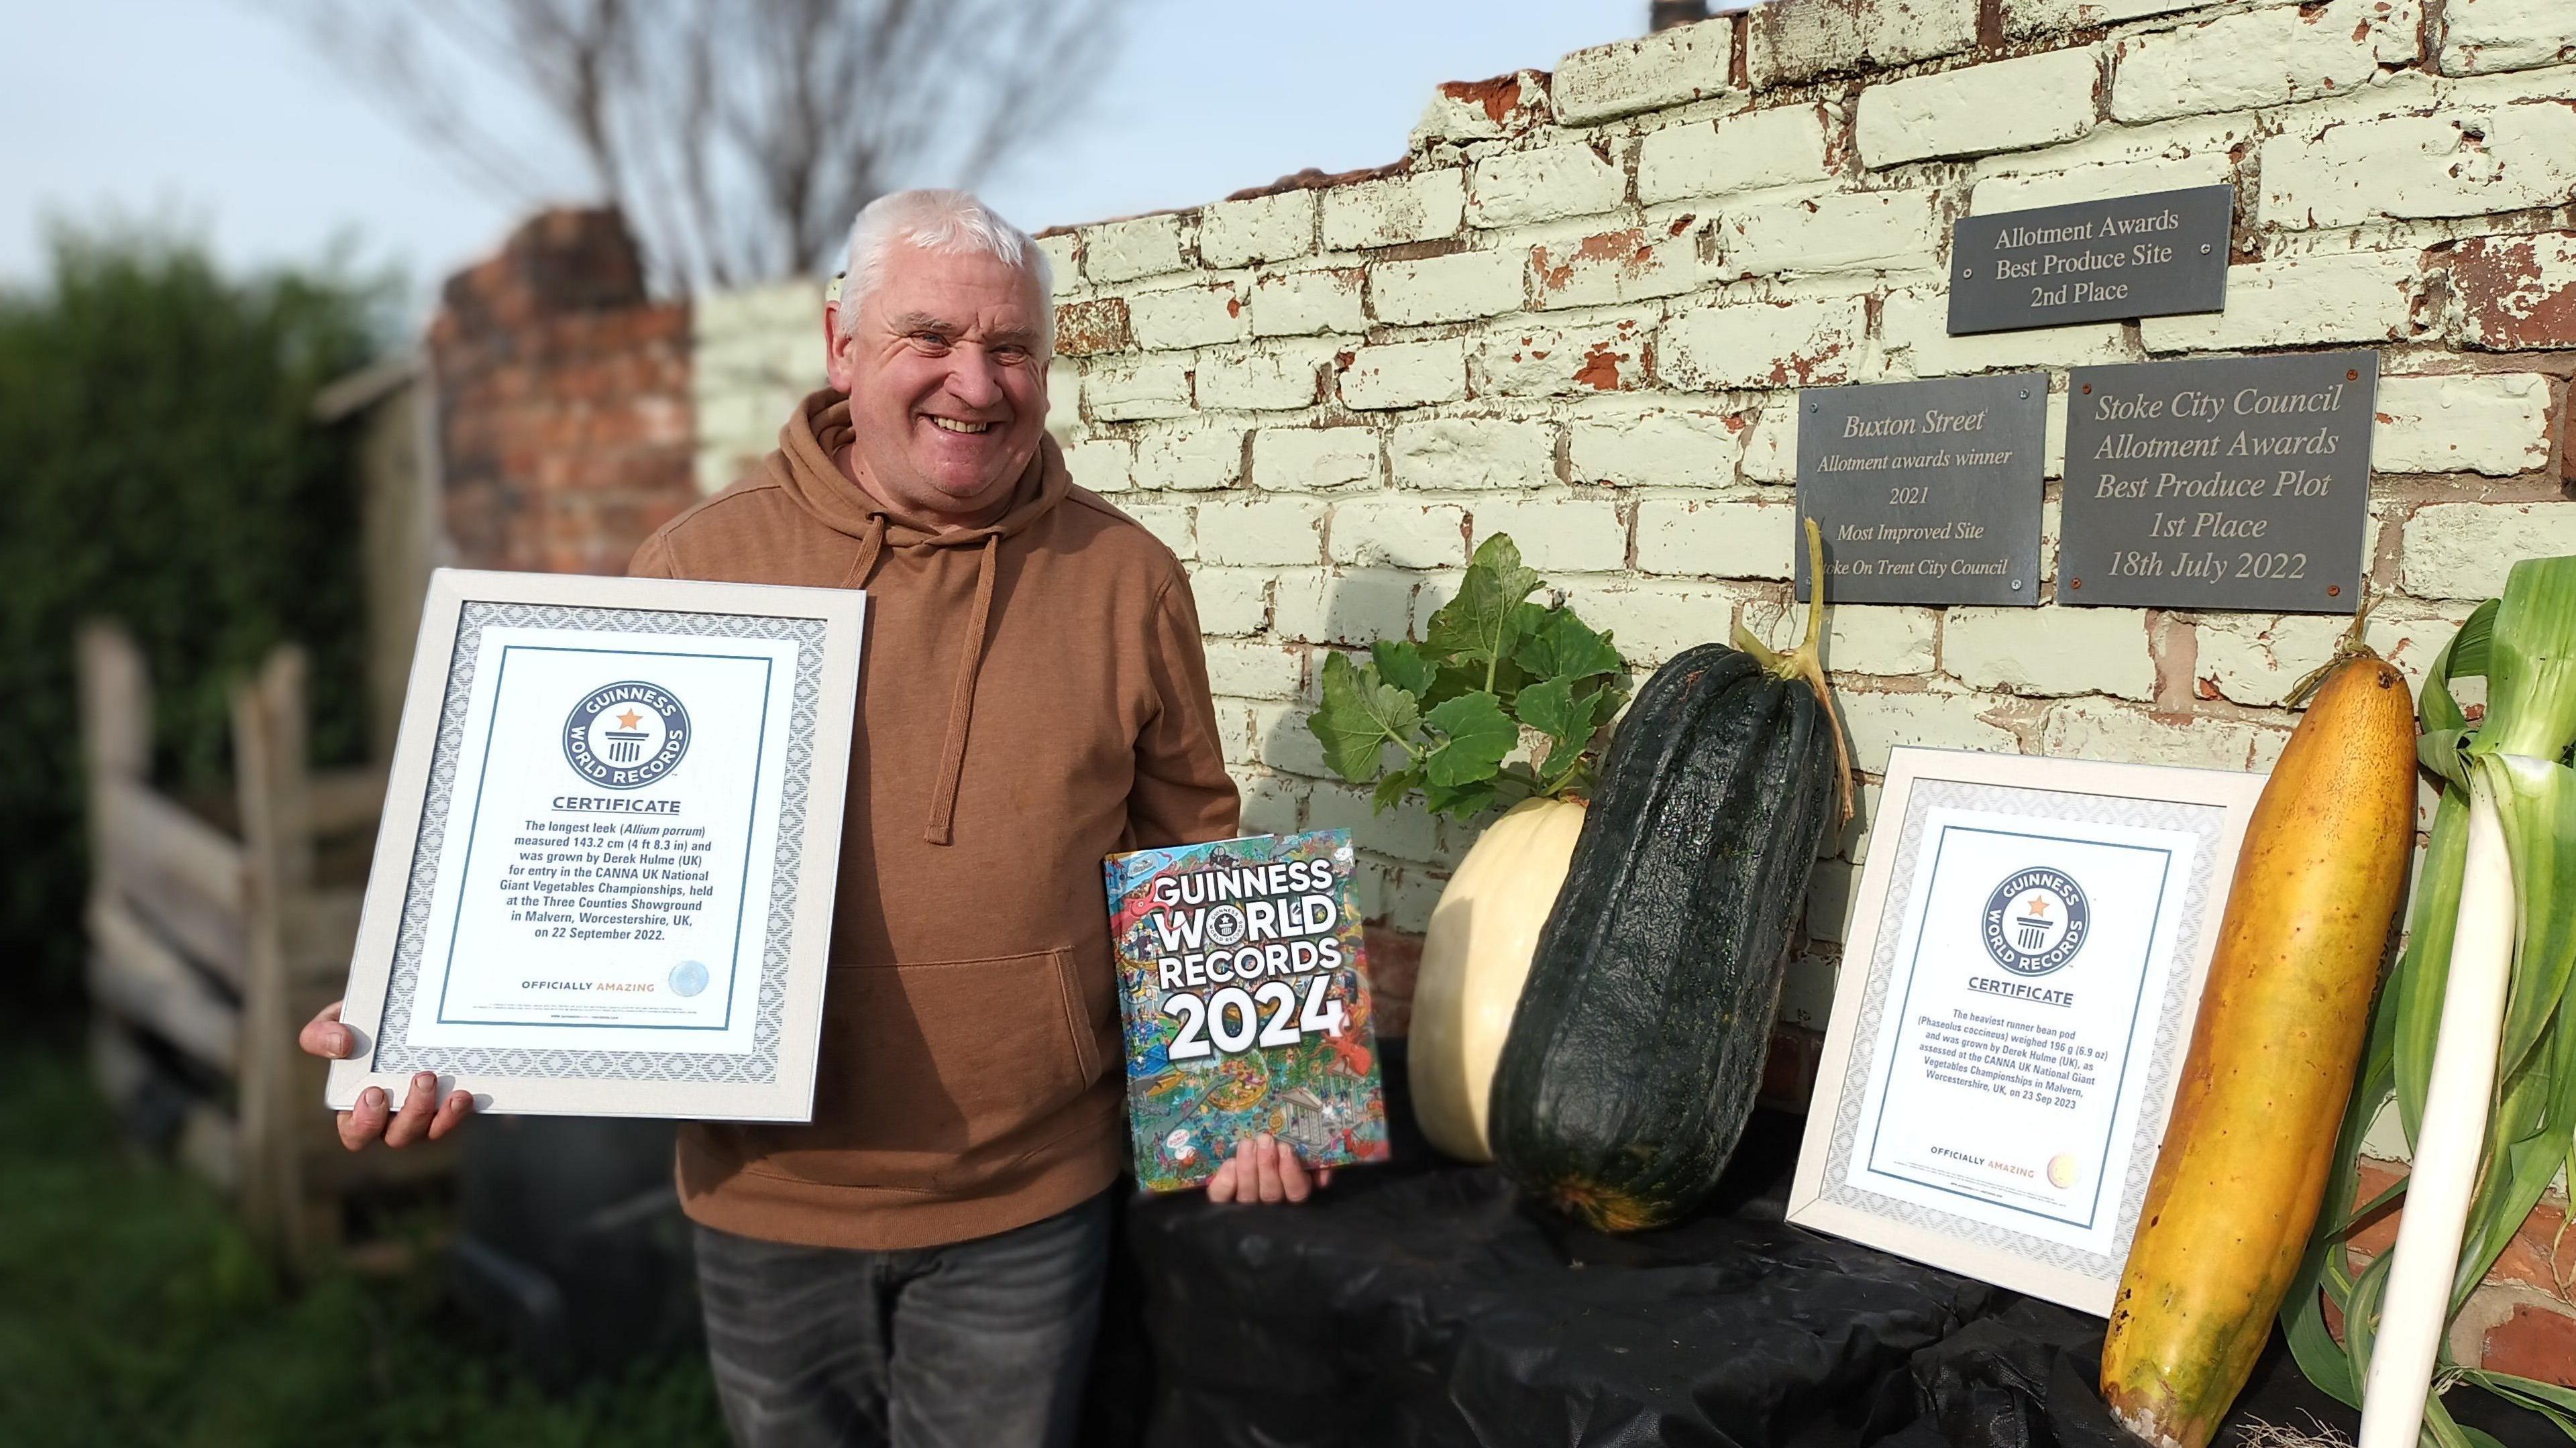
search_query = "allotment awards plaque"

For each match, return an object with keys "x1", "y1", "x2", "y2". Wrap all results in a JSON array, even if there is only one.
[
  {"x1": 325, "y1": 569, "x2": 865, "y2": 1121},
  {"x1": 2059, "y1": 351, "x2": 2377, "y2": 613},
  {"x1": 1787, "y1": 748, "x2": 2265, "y2": 1314},
  {"x1": 1949, "y1": 185, "x2": 2233, "y2": 335},
  {"x1": 1796, "y1": 373, "x2": 2047, "y2": 606}
]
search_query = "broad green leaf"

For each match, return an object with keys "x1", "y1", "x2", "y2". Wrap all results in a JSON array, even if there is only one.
[
  {"x1": 1514, "y1": 676, "x2": 1602, "y2": 755},
  {"x1": 1371, "y1": 638, "x2": 1436, "y2": 698},
  {"x1": 1371, "y1": 767, "x2": 1421, "y2": 815},
  {"x1": 1424, "y1": 535, "x2": 1541, "y2": 687},
  {"x1": 2477, "y1": 557, "x2": 2576, "y2": 762},
  {"x1": 1307, "y1": 651, "x2": 1421, "y2": 782},
  {"x1": 2396, "y1": 782, "x2": 2473, "y2": 1141},
  {"x1": 1424, "y1": 777, "x2": 1497, "y2": 820},
  {"x1": 1421, "y1": 691, "x2": 1517, "y2": 788},
  {"x1": 1515, "y1": 606, "x2": 1623, "y2": 683}
]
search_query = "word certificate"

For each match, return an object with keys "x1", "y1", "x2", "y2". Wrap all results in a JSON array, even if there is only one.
[
  {"x1": 328, "y1": 570, "x2": 864, "y2": 1121},
  {"x1": 1788, "y1": 748, "x2": 2264, "y2": 1313}
]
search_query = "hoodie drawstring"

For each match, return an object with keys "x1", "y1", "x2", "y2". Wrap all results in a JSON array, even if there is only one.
[
  {"x1": 922, "y1": 532, "x2": 999, "y2": 846},
  {"x1": 841, "y1": 512, "x2": 889, "y2": 590}
]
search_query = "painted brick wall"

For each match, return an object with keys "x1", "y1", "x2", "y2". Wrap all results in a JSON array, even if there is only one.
[{"x1": 1020, "y1": 0, "x2": 2576, "y2": 1368}]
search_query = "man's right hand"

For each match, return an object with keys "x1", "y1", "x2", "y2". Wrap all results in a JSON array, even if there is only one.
[{"x1": 299, "y1": 1000, "x2": 475, "y2": 1150}]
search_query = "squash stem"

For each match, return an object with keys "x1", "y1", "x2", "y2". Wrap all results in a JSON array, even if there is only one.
[{"x1": 1734, "y1": 518, "x2": 1854, "y2": 825}]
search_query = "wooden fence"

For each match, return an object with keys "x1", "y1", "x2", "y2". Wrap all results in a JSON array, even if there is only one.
[{"x1": 78, "y1": 622, "x2": 451, "y2": 1271}]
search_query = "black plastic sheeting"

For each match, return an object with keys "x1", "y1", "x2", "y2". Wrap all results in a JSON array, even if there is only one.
[{"x1": 1114, "y1": 1053, "x2": 2555, "y2": 1448}]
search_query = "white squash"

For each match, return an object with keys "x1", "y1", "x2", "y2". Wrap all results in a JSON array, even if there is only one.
[{"x1": 1407, "y1": 797, "x2": 1588, "y2": 1162}]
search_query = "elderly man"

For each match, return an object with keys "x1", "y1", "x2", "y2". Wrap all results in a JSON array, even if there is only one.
[{"x1": 303, "y1": 188, "x2": 1326, "y2": 1447}]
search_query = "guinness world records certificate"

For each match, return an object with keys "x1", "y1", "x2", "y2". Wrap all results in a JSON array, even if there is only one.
[
  {"x1": 1788, "y1": 748, "x2": 2265, "y2": 1313},
  {"x1": 327, "y1": 569, "x2": 864, "y2": 1121}
]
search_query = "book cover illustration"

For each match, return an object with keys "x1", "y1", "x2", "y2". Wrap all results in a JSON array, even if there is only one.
[{"x1": 1102, "y1": 828, "x2": 1390, "y2": 1192}]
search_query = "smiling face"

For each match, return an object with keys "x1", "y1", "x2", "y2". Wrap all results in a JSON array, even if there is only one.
[{"x1": 826, "y1": 241, "x2": 1051, "y2": 526}]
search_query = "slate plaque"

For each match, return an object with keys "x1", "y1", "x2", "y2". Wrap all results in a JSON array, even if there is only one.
[
  {"x1": 2059, "y1": 351, "x2": 2377, "y2": 614},
  {"x1": 1949, "y1": 186, "x2": 2234, "y2": 335},
  {"x1": 1795, "y1": 373, "x2": 2047, "y2": 608}
]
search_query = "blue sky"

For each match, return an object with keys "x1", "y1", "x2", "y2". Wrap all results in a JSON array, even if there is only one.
[{"x1": 3, "y1": 0, "x2": 1683, "y2": 312}]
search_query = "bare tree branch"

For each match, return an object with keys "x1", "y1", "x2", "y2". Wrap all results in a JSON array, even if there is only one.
[{"x1": 258, "y1": 0, "x2": 1131, "y2": 294}]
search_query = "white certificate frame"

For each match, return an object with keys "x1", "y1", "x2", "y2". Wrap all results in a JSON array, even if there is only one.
[
  {"x1": 1786, "y1": 746, "x2": 2266, "y2": 1315},
  {"x1": 326, "y1": 568, "x2": 864, "y2": 1121}
]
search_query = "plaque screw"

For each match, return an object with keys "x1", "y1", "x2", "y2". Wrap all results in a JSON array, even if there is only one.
[
  {"x1": 2347, "y1": 368, "x2": 2359, "y2": 381},
  {"x1": 2200, "y1": 243, "x2": 2212, "y2": 254},
  {"x1": 1809, "y1": 402, "x2": 1819, "y2": 413},
  {"x1": 2070, "y1": 577, "x2": 2082, "y2": 590},
  {"x1": 2019, "y1": 389, "x2": 2030, "y2": 399},
  {"x1": 2328, "y1": 584, "x2": 2343, "y2": 598},
  {"x1": 1962, "y1": 268, "x2": 1973, "y2": 279},
  {"x1": 2082, "y1": 383, "x2": 2093, "y2": 394},
  {"x1": 2012, "y1": 579, "x2": 2023, "y2": 591}
]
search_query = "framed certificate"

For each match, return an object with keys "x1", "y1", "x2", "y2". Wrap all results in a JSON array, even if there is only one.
[
  {"x1": 325, "y1": 569, "x2": 865, "y2": 1121},
  {"x1": 1786, "y1": 747, "x2": 2265, "y2": 1313}
]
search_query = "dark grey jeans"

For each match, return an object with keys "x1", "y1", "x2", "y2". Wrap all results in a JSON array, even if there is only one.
[{"x1": 692, "y1": 1191, "x2": 1114, "y2": 1448}]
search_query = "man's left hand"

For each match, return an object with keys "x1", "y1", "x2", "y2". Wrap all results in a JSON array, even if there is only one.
[{"x1": 1205, "y1": 1133, "x2": 1332, "y2": 1205}]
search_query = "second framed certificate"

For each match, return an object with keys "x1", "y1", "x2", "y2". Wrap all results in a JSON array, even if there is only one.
[
  {"x1": 326, "y1": 568, "x2": 865, "y2": 1121},
  {"x1": 1786, "y1": 747, "x2": 2265, "y2": 1314}
]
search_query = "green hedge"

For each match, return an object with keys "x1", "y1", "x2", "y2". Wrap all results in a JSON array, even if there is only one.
[{"x1": 0, "y1": 229, "x2": 385, "y2": 1017}]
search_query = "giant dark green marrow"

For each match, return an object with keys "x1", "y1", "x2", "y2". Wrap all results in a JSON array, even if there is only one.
[{"x1": 1487, "y1": 524, "x2": 1846, "y2": 1232}]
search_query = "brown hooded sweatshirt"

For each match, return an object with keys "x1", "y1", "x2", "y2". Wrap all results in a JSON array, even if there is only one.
[{"x1": 629, "y1": 388, "x2": 1239, "y2": 1250}]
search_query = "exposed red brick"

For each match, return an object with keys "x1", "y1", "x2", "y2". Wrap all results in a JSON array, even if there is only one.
[
  {"x1": 1053, "y1": 296, "x2": 1132, "y2": 357},
  {"x1": 1758, "y1": 1024, "x2": 1825, "y2": 1111},
  {"x1": 1362, "y1": 924, "x2": 1423, "y2": 1039},
  {"x1": 1574, "y1": 341, "x2": 1632, "y2": 391},
  {"x1": 1441, "y1": 74, "x2": 1525, "y2": 127},
  {"x1": 2450, "y1": 232, "x2": 2576, "y2": 352},
  {"x1": 2483, "y1": 1304, "x2": 2576, "y2": 1386},
  {"x1": 2349, "y1": 1159, "x2": 2571, "y2": 1294}
]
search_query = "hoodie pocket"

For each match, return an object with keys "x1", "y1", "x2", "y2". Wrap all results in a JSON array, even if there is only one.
[{"x1": 742, "y1": 948, "x2": 1111, "y2": 1192}]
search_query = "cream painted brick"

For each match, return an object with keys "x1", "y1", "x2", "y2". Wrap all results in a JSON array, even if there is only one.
[
  {"x1": 1554, "y1": 579, "x2": 1756, "y2": 667},
  {"x1": 1469, "y1": 498, "x2": 1627, "y2": 573},
  {"x1": 1471, "y1": 317, "x2": 1654, "y2": 398},
  {"x1": 1328, "y1": 499, "x2": 1470, "y2": 569},
  {"x1": 1839, "y1": 689, "x2": 2020, "y2": 772},
  {"x1": 1411, "y1": 70, "x2": 1552, "y2": 147},
  {"x1": 1254, "y1": 427, "x2": 1381, "y2": 493},
  {"x1": 1748, "y1": 0, "x2": 1979, "y2": 89},
  {"x1": 1196, "y1": 498, "x2": 1327, "y2": 566},
  {"x1": 1127, "y1": 284, "x2": 1248, "y2": 350},
  {"x1": 1778, "y1": 950, "x2": 1842, "y2": 1029},
  {"x1": 2449, "y1": 231, "x2": 2576, "y2": 351},
  {"x1": 1203, "y1": 638, "x2": 1307, "y2": 700},
  {"x1": 1718, "y1": 188, "x2": 1945, "y2": 279},
  {"x1": 1945, "y1": 606, "x2": 2155, "y2": 700},
  {"x1": 1063, "y1": 435, "x2": 1134, "y2": 494},
  {"x1": 1636, "y1": 498, "x2": 1796, "y2": 579},
  {"x1": 1741, "y1": 394, "x2": 1801, "y2": 484},
  {"x1": 1553, "y1": 21, "x2": 1735, "y2": 125},
  {"x1": 1390, "y1": 418, "x2": 1558, "y2": 491},
  {"x1": 1969, "y1": 153, "x2": 2234, "y2": 215},
  {"x1": 1531, "y1": 227, "x2": 1707, "y2": 309},
  {"x1": 1339, "y1": 339, "x2": 1466, "y2": 410},
  {"x1": 1881, "y1": 286, "x2": 2137, "y2": 378},
  {"x1": 2043, "y1": 699, "x2": 2264, "y2": 770},
  {"x1": 1274, "y1": 569, "x2": 1415, "y2": 645},
  {"x1": 2141, "y1": 251, "x2": 2422, "y2": 352},
  {"x1": 2373, "y1": 374, "x2": 2553, "y2": 477},
  {"x1": 1135, "y1": 421, "x2": 1245, "y2": 492},
  {"x1": 1660, "y1": 296, "x2": 1867, "y2": 390},
  {"x1": 1197, "y1": 344, "x2": 1328, "y2": 412},
  {"x1": 1806, "y1": 859, "x2": 1861, "y2": 944},
  {"x1": 2263, "y1": 105, "x2": 2576, "y2": 229},
  {"x1": 1368, "y1": 248, "x2": 1526, "y2": 325},
  {"x1": 1858, "y1": 48, "x2": 2102, "y2": 169},
  {"x1": 1034, "y1": 233, "x2": 1082, "y2": 297},
  {"x1": 2003, "y1": 0, "x2": 2206, "y2": 38},
  {"x1": 1084, "y1": 359, "x2": 1193, "y2": 421},
  {"x1": 1307, "y1": 783, "x2": 1444, "y2": 864},
  {"x1": 1238, "y1": 771, "x2": 1306, "y2": 836},
  {"x1": 2194, "y1": 605, "x2": 2475, "y2": 707},
  {"x1": 2111, "y1": 0, "x2": 2385, "y2": 125},
  {"x1": 1125, "y1": 503, "x2": 1196, "y2": 560},
  {"x1": 1199, "y1": 190, "x2": 1318, "y2": 269},
  {"x1": 1322, "y1": 170, "x2": 1466, "y2": 250},
  {"x1": 1569, "y1": 408, "x2": 1745, "y2": 488},
  {"x1": 1189, "y1": 568, "x2": 1274, "y2": 636},
  {"x1": 1252, "y1": 700, "x2": 1334, "y2": 779},
  {"x1": 1638, "y1": 104, "x2": 1834, "y2": 205},
  {"x1": 2046, "y1": 392, "x2": 2070, "y2": 480},
  {"x1": 1764, "y1": 605, "x2": 1939, "y2": 676},
  {"x1": 2404, "y1": 503, "x2": 2576, "y2": 599},
  {"x1": 1251, "y1": 268, "x2": 1366, "y2": 337},
  {"x1": 2438, "y1": 0, "x2": 2576, "y2": 75},
  {"x1": 1468, "y1": 144, "x2": 1628, "y2": 229},
  {"x1": 1084, "y1": 213, "x2": 1187, "y2": 284}
]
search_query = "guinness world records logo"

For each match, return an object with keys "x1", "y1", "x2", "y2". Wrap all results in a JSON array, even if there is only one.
[
  {"x1": 564, "y1": 681, "x2": 690, "y2": 789},
  {"x1": 1982, "y1": 867, "x2": 2089, "y2": 977}
]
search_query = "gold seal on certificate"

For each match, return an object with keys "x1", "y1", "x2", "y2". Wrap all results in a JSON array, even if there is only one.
[
  {"x1": 1786, "y1": 747, "x2": 2265, "y2": 1314},
  {"x1": 325, "y1": 569, "x2": 865, "y2": 1121}
]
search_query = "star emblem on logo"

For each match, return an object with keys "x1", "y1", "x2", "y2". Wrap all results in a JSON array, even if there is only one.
[
  {"x1": 2024, "y1": 894, "x2": 2051, "y2": 916},
  {"x1": 615, "y1": 709, "x2": 643, "y2": 729}
]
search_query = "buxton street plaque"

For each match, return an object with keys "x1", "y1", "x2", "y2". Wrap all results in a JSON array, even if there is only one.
[
  {"x1": 1796, "y1": 373, "x2": 2046, "y2": 608},
  {"x1": 2059, "y1": 351, "x2": 2377, "y2": 614},
  {"x1": 1949, "y1": 186, "x2": 2233, "y2": 335}
]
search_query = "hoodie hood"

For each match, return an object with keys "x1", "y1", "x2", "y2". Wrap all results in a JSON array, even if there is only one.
[{"x1": 767, "y1": 386, "x2": 1071, "y2": 846}]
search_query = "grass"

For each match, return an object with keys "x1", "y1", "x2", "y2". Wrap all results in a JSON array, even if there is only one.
[{"x1": 0, "y1": 1036, "x2": 727, "y2": 1447}]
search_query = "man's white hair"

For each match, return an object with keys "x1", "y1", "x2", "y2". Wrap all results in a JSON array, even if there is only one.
[{"x1": 836, "y1": 188, "x2": 1053, "y2": 351}]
